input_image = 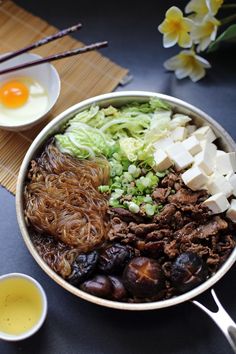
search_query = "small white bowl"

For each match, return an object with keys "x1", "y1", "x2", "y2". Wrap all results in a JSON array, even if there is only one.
[
  {"x1": 0, "y1": 53, "x2": 61, "y2": 131},
  {"x1": 0, "y1": 273, "x2": 47, "y2": 341}
]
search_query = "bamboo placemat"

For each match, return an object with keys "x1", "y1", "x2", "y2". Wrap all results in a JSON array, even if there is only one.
[{"x1": 0, "y1": 0, "x2": 128, "y2": 194}]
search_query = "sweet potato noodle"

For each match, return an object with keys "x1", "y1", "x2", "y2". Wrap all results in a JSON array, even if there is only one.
[{"x1": 24, "y1": 144, "x2": 110, "y2": 264}]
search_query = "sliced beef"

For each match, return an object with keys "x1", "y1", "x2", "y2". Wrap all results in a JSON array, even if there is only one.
[
  {"x1": 168, "y1": 188, "x2": 207, "y2": 205},
  {"x1": 161, "y1": 172, "x2": 179, "y2": 188},
  {"x1": 129, "y1": 223, "x2": 159, "y2": 236},
  {"x1": 152, "y1": 188, "x2": 171, "y2": 203},
  {"x1": 146, "y1": 229, "x2": 172, "y2": 241},
  {"x1": 110, "y1": 208, "x2": 145, "y2": 223},
  {"x1": 154, "y1": 204, "x2": 176, "y2": 224}
]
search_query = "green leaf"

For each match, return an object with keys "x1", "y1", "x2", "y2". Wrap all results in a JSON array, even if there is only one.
[{"x1": 208, "y1": 24, "x2": 236, "y2": 53}]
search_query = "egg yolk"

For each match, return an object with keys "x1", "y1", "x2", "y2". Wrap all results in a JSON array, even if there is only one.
[{"x1": 0, "y1": 80, "x2": 29, "y2": 108}]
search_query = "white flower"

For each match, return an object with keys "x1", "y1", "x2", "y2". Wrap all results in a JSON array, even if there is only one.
[
  {"x1": 185, "y1": 0, "x2": 223, "y2": 20},
  {"x1": 206, "y1": 0, "x2": 224, "y2": 15},
  {"x1": 191, "y1": 14, "x2": 220, "y2": 52},
  {"x1": 185, "y1": 0, "x2": 209, "y2": 18},
  {"x1": 158, "y1": 6, "x2": 193, "y2": 48},
  {"x1": 164, "y1": 50, "x2": 211, "y2": 82}
]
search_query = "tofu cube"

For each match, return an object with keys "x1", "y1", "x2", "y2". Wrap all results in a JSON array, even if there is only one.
[
  {"x1": 203, "y1": 193, "x2": 230, "y2": 214},
  {"x1": 153, "y1": 149, "x2": 173, "y2": 171},
  {"x1": 193, "y1": 126, "x2": 216, "y2": 143},
  {"x1": 226, "y1": 199, "x2": 236, "y2": 223},
  {"x1": 171, "y1": 127, "x2": 188, "y2": 142},
  {"x1": 181, "y1": 166, "x2": 208, "y2": 191},
  {"x1": 226, "y1": 172, "x2": 236, "y2": 197},
  {"x1": 153, "y1": 136, "x2": 174, "y2": 150},
  {"x1": 166, "y1": 142, "x2": 194, "y2": 171},
  {"x1": 186, "y1": 124, "x2": 197, "y2": 135},
  {"x1": 171, "y1": 113, "x2": 191, "y2": 127},
  {"x1": 215, "y1": 151, "x2": 236, "y2": 175},
  {"x1": 194, "y1": 143, "x2": 217, "y2": 175},
  {"x1": 182, "y1": 136, "x2": 202, "y2": 156},
  {"x1": 206, "y1": 172, "x2": 233, "y2": 198}
]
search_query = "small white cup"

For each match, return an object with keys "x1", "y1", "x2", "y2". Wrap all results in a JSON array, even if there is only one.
[
  {"x1": 0, "y1": 52, "x2": 61, "y2": 131},
  {"x1": 0, "y1": 273, "x2": 48, "y2": 341}
]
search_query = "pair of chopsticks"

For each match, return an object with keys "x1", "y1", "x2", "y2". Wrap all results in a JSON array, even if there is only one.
[{"x1": 0, "y1": 23, "x2": 108, "y2": 75}]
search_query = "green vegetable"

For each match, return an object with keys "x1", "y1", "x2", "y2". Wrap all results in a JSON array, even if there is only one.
[
  {"x1": 128, "y1": 202, "x2": 140, "y2": 213},
  {"x1": 98, "y1": 185, "x2": 110, "y2": 193},
  {"x1": 55, "y1": 122, "x2": 115, "y2": 159},
  {"x1": 145, "y1": 204, "x2": 156, "y2": 216}
]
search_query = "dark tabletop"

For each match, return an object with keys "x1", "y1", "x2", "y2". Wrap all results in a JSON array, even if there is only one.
[{"x1": 1, "y1": 1, "x2": 236, "y2": 353}]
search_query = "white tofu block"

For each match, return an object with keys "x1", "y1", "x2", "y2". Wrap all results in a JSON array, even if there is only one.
[
  {"x1": 153, "y1": 149, "x2": 173, "y2": 171},
  {"x1": 186, "y1": 124, "x2": 197, "y2": 134},
  {"x1": 153, "y1": 136, "x2": 174, "y2": 150},
  {"x1": 203, "y1": 193, "x2": 230, "y2": 214},
  {"x1": 226, "y1": 172, "x2": 236, "y2": 197},
  {"x1": 215, "y1": 152, "x2": 236, "y2": 175},
  {"x1": 166, "y1": 142, "x2": 194, "y2": 171},
  {"x1": 170, "y1": 127, "x2": 188, "y2": 142},
  {"x1": 182, "y1": 166, "x2": 208, "y2": 191},
  {"x1": 207, "y1": 172, "x2": 233, "y2": 198},
  {"x1": 216, "y1": 150, "x2": 226, "y2": 157},
  {"x1": 226, "y1": 199, "x2": 236, "y2": 223},
  {"x1": 193, "y1": 126, "x2": 216, "y2": 143},
  {"x1": 194, "y1": 143, "x2": 217, "y2": 175},
  {"x1": 182, "y1": 136, "x2": 202, "y2": 156},
  {"x1": 171, "y1": 114, "x2": 191, "y2": 127}
]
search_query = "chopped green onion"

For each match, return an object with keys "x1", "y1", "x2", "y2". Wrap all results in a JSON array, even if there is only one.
[
  {"x1": 145, "y1": 204, "x2": 156, "y2": 216},
  {"x1": 156, "y1": 170, "x2": 168, "y2": 178},
  {"x1": 128, "y1": 164, "x2": 137, "y2": 175},
  {"x1": 98, "y1": 185, "x2": 110, "y2": 193},
  {"x1": 128, "y1": 202, "x2": 140, "y2": 213}
]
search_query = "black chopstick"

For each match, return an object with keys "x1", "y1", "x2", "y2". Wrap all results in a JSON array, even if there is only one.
[
  {"x1": 0, "y1": 23, "x2": 82, "y2": 64},
  {"x1": 0, "y1": 41, "x2": 108, "y2": 75}
]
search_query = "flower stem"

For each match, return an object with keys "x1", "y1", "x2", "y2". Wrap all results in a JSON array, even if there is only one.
[
  {"x1": 220, "y1": 13, "x2": 236, "y2": 26},
  {"x1": 221, "y1": 4, "x2": 236, "y2": 10}
]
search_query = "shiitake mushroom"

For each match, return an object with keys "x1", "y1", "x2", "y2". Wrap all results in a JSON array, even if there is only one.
[
  {"x1": 123, "y1": 257, "x2": 164, "y2": 298},
  {"x1": 98, "y1": 244, "x2": 135, "y2": 274},
  {"x1": 80, "y1": 275, "x2": 127, "y2": 300},
  {"x1": 80, "y1": 275, "x2": 112, "y2": 298},
  {"x1": 67, "y1": 251, "x2": 98, "y2": 286},
  {"x1": 170, "y1": 252, "x2": 208, "y2": 293}
]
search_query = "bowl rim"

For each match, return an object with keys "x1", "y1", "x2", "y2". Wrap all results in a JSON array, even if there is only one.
[
  {"x1": 0, "y1": 52, "x2": 61, "y2": 131},
  {"x1": 16, "y1": 90, "x2": 236, "y2": 311}
]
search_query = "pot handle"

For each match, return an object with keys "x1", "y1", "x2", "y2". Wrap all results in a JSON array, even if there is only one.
[{"x1": 192, "y1": 289, "x2": 236, "y2": 353}]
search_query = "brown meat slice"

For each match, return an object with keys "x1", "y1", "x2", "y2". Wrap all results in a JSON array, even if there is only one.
[
  {"x1": 161, "y1": 172, "x2": 179, "y2": 188},
  {"x1": 146, "y1": 229, "x2": 172, "y2": 241},
  {"x1": 180, "y1": 204, "x2": 210, "y2": 222},
  {"x1": 110, "y1": 208, "x2": 145, "y2": 223},
  {"x1": 136, "y1": 240, "x2": 164, "y2": 257},
  {"x1": 129, "y1": 223, "x2": 159, "y2": 236},
  {"x1": 108, "y1": 217, "x2": 128, "y2": 240},
  {"x1": 164, "y1": 240, "x2": 179, "y2": 258},
  {"x1": 152, "y1": 188, "x2": 171, "y2": 203},
  {"x1": 175, "y1": 216, "x2": 228, "y2": 241},
  {"x1": 154, "y1": 204, "x2": 176, "y2": 224},
  {"x1": 168, "y1": 188, "x2": 207, "y2": 205}
]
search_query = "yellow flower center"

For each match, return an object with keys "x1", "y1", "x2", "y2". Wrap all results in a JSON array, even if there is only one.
[
  {"x1": 204, "y1": 22, "x2": 215, "y2": 35},
  {"x1": 180, "y1": 53, "x2": 197, "y2": 68}
]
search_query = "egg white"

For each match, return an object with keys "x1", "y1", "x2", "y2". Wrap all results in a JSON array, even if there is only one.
[{"x1": 0, "y1": 77, "x2": 49, "y2": 125}]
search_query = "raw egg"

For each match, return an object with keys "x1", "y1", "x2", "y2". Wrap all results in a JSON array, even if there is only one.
[{"x1": 0, "y1": 77, "x2": 49, "y2": 126}]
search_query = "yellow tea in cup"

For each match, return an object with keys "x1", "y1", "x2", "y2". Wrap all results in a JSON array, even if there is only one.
[{"x1": 0, "y1": 273, "x2": 47, "y2": 341}]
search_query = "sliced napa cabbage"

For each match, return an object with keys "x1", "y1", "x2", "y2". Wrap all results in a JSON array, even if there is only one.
[
  {"x1": 119, "y1": 137, "x2": 154, "y2": 166},
  {"x1": 144, "y1": 111, "x2": 191, "y2": 144},
  {"x1": 55, "y1": 122, "x2": 115, "y2": 159}
]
